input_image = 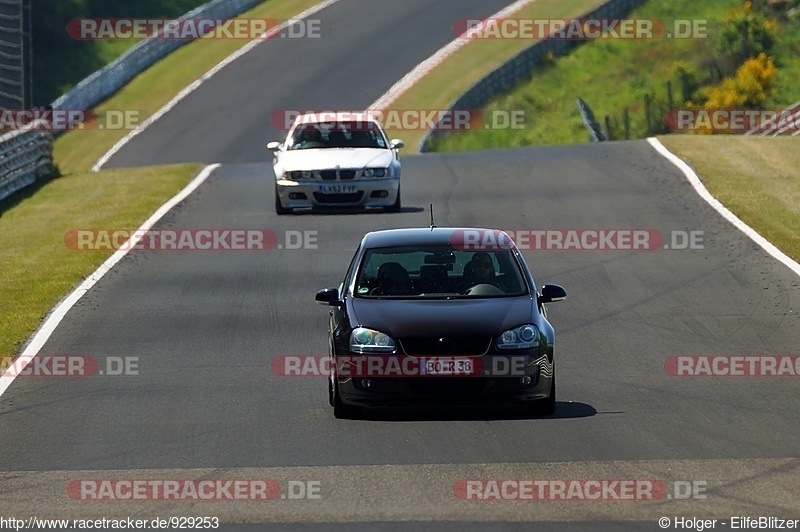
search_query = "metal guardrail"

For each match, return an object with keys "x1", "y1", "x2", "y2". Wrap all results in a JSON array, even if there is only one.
[
  {"x1": 51, "y1": 0, "x2": 266, "y2": 113},
  {"x1": 576, "y1": 97, "x2": 604, "y2": 142},
  {"x1": 0, "y1": 0, "x2": 267, "y2": 202},
  {"x1": 419, "y1": 0, "x2": 648, "y2": 152},
  {"x1": 0, "y1": 120, "x2": 53, "y2": 201},
  {"x1": 744, "y1": 102, "x2": 800, "y2": 137},
  {"x1": 0, "y1": 0, "x2": 32, "y2": 110}
]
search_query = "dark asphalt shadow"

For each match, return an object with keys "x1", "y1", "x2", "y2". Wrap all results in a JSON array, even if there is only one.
[
  {"x1": 348, "y1": 401, "x2": 596, "y2": 422},
  {"x1": 283, "y1": 206, "x2": 426, "y2": 215}
]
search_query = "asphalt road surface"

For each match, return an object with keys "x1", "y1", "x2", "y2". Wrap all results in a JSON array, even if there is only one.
[
  {"x1": 103, "y1": 0, "x2": 516, "y2": 167},
  {"x1": 2, "y1": 0, "x2": 799, "y2": 529}
]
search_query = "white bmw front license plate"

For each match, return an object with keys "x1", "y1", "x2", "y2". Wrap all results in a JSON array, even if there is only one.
[{"x1": 320, "y1": 184, "x2": 358, "y2": 194}]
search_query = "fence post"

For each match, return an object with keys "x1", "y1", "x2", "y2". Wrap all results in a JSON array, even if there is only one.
[
  {"x1": 623, "y1": 108, "x2": 630, "y2": 139},
  {"x1": 666, "y1": 80, "x2": 673, "y2": 111},
  {"x1": 576, "y1": 97, "x2": 605, "y2": 142}
]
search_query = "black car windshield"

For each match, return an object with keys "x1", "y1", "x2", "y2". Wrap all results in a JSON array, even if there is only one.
[
  {"x1": 289, "y1": 121, "x2": 387, "y2": 150},
  {"x1": 354, "y1": 245, "x2": 528, "y2": 298}
]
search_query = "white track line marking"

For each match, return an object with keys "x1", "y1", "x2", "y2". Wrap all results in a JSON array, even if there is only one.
[
  {"x1": 93, "y1": 0, "x2": 343, "y2": 172},
  {"x1": 369, "y1": 0, "x2": 538, "y2": 112},
  {"x1": 647, "y1": 137, "x2": 800, "y2": 279},
  {"x1": 0, "y1": 164, "x2": 221, "y2": 398}
]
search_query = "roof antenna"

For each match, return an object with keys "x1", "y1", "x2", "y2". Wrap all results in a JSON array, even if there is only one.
[{"x1": 429, "y1": 203, "x2": 436, "y2": 230}]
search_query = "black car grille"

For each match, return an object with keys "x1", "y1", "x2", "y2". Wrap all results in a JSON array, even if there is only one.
[
  {"x1": 399, "y1": 337, "x2": 492, "y2": 357},
  {"x1": 313, "y1": 192, "x2": 364, "y2": 204},
  {"x1": 339, "y1": 170, "x2": 356, "y2": 180},
  {"x1": 320, "y1": 170, "x2": 337, "y2": 181}
]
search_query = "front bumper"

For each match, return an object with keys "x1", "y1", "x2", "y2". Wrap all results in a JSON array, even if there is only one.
[
  {"x1": 333, "y1": 351, "x2": 553, "y2": 407},
  {"x1": 276, "y1": 178, "x2": 399, "y2": 210}
]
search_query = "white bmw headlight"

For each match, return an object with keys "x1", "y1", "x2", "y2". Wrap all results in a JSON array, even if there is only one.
[
  {"x1": 362, "y1": 168, "x2": 389, "y2": 178},
  {"x1": 496, "y1": 324, "x2": 540, "y2": 350},
  {"x1": 350, "y1": 327, "x2": 396, "y2": 353},
  {"x1": 288, "y1": 170, "x2": 313, "y2": 180}
]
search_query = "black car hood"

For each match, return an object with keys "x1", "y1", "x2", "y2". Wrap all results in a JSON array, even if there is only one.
[{"x1": 349, "y1": 296, "x2": 535, "y2": 338}]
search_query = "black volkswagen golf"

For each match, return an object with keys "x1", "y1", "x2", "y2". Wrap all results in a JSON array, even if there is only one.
[{"x1": 315, "y1": 227, "x2": 566, "y2": 418}]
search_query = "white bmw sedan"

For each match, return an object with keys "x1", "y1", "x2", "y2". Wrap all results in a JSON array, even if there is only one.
[{"x1": 267, "y1": 112, "x2": 404, "y2": 214}]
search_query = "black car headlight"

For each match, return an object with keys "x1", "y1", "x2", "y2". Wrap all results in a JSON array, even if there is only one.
[
  {"x1": 350, "y1": 327, "x2": 396, "y2": 353},
  {"x1": 496, "y1": 324, "x2": 540, "y2": 350},
  {"x1": 362, "y1": 168, "x2": 389, "y2": 178}
]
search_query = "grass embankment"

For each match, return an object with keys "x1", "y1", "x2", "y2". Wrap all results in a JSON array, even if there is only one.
[
  {"x1": 659, "y1": 135, "x2": 800, "y2": 263},
  {"x1": 427, "y1": 0, "x2": 799, "y2": 152},
  {"x1": 381, "y1": 0, "x2": 606, "y2": 151}
]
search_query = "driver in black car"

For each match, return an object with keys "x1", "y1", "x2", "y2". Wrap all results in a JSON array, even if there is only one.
[
  {"x1": 470, "y1": 252, "x2": 495, "y2": 280},
  {"x1": 458, "y1": 251, "x2": 501, "y2": 292}
]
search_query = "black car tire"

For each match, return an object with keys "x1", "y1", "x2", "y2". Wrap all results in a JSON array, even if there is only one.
[
  {"x1": 332, "y1": 379, "x2": 361, "y2": 419},
  {"x1": 527, "y1": 370, "x2": 556, "y2": 416},
  {"x1": 275, "y1": 185, "x2": 291, "y2": 215},
  {"x1": 385, "y1": 188, "x2": 401, "y2": 213}
]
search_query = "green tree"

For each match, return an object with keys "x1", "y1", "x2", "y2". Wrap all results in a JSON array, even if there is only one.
[{"x1": 715, "y1": 1, "x2": 778, "y2": 75}]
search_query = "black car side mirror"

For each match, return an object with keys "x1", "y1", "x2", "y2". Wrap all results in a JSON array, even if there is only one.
[
  {"x1": 315, "y1": 287, "x2": 342, "y2": 306},
  {"x1": 539, "y1": 284, "x2": 567, "y2": 304}
]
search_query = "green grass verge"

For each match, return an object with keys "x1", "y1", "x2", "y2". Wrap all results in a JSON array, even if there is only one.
[
  {"x1": 0, "y1": 164, "x2": 202, "y2": 356},
  {"x1": 659, "y1": 135, "x2": 800, "y2": 263},
  {"x1": 383, "y1": 0, "x2": 606, "y2": 152},
  {"x1": 54, "y1": 0, "x2": 324, "y2": 175},
  {"x1": 6, "y1": 0, "x2": 326, "y2": 356},
  {"x1": 427, "y1": 0, "x2": 799, "y2": 152}
]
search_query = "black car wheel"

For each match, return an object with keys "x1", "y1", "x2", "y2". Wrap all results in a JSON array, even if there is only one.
[
  {"x1": 332, "y1": 379, "x2": 361, "y2": 419},
  {"x1": 275, "y1": 185, "x2": 291, "y2": 215},
  {"x1": 527, "y1": 369, "x2": 556, "y2": 416},
  {"x1": 385, "y1": 188, "x2": 401, "y2": 213}
]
